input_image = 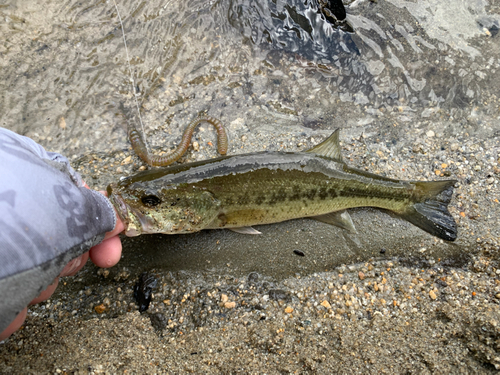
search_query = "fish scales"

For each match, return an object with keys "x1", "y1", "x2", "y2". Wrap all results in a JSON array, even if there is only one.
[
  {"x1": 190, "y1": 156, "x2": 415, "y2": 228},
  {"x1": 108, "y1": 129, "x2": 457, "y2": 240}
]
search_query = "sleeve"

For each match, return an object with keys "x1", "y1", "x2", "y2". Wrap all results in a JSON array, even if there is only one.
[{"x1": 0, "y1": 127, "x2": 117, "y2": 333}]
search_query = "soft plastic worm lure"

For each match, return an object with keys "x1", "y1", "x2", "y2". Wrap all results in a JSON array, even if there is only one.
[{"x1": 129, "y1": 115, "x2": 228, "y2": 167}]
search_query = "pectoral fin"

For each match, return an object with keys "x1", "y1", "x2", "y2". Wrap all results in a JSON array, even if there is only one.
[
  {"x1": 312, "y1": 210, "x2": 357, "y2": 233},
  {"x1": 229, "y1": 227, "x2": 262, "y2": 235}
]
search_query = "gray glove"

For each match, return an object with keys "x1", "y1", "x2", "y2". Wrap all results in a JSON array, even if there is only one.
[{"x1": 0, "y1": 128, "x2": 116, "y2": 333}]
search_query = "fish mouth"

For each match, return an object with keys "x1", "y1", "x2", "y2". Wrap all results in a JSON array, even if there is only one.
[
  {"x1": 108, "y1": 192, "x2": 129, "y2": 226},
  {"x1": 109, "y1": 192, "x2": 155, "y2": 237}
]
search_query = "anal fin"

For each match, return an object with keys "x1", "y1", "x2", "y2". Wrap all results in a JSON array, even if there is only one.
[{"x1": 312, "y1": 210, "x2": 357, "y2": 233}]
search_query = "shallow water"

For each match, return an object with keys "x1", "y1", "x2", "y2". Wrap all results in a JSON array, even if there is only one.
[{"x1": 1, "y1": 0, "x2": 499, "y2": 156}]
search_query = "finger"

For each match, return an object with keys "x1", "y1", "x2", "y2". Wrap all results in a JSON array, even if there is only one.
[
  {"x1": 29, "y1": 278, "x2": 59, "y2": 305},
  {"x1": 89, "y1": 235, "x2": 122, "y2": 268},
  {"x1": 60, "y1": 252, "x2": 89, "y2": 277},
  {"x1": 0, "y1": 308, "x2": 27, "y2": 341}
]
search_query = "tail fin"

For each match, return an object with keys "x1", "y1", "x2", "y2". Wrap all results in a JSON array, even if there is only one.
[{"x1": 400, "y1": 180, "x2": 457, "y2": 241}]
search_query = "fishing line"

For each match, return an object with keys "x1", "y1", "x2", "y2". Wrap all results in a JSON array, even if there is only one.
[{"x1": 112, "y1": 0, "x2": 149, "y2": 152}]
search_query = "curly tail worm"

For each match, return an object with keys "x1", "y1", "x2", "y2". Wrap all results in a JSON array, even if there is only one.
[{"x1": 129, "y1": 115, "x2": 228, "y2": 167}]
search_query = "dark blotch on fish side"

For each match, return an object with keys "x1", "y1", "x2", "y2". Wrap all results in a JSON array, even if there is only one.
[
  {"x1": 254, "y1": 195, "x2": 266, "y2": 205},
  {"x1": 289, "y1": 185, "x2": 302, "y2": 201},
  {"x1": 318, "y1": 187, "x2": 328, "y2": 200},
  {"x1": 294, "y1": 249, "x2": 305, "y2": 257},
  {"x1": 134, "y1": 272, "x2": 158, "y2": 312},
  {"x1": 268, "y1": 189, "x2": 288, "y2": 205},
  {"x1": 238, "y1": 195, "x2": 251, "y2": 205},
  {"x1": 303, "y1": 189, "x2": 317, "y2": 200}
]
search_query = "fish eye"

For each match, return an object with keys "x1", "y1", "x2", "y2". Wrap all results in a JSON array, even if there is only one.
[{"x1": 141, "y1": 195, "x2": 162, "y2": 207}]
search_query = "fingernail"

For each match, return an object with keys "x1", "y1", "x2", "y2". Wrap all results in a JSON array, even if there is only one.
[{"x1": 63, "y1": 257, "x2": 82, "y2": 275}]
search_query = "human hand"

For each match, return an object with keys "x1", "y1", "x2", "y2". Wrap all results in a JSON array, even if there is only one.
[{"x1": 0, "y1": 190, "x2": 125, "y2": 341}]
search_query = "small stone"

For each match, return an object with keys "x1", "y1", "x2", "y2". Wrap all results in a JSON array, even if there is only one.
[
  {"x1": 121, "y1": 156, "x2": 132, "y2": 165},
  {"x1": 358, "y1": 272, "x2": 365, "y2": 280},
  {"x1": 94, "y1": 304, "x2": 107, "y2": 314},
  {"x1": 192, "y1": 141, "x2": 200, "y2": 151},
  {"x1": 285, "y1": 306, "x2": 294, "y2": 314},
  {"x1": 426, "y1": 130, "x2": 435, "y2": 138},
  {"x1": 221, "y1": 294, "x2": 228, "y2": 303},
  {"x1": 103, "y1": 297, "x2": 111, "y2": 306},
  {"x1": 58, "y1": 117, "x2": 67, "y2": 129},
  {"x1": 429, "y1": 290, "x2": 437, "y2": 300},
  {"x1": 116, "y1": 166, "x2": 123, "y2": 173},
  {"x1": 487, "y1": 177, "x2": 495, "y2": 184},
  {"x1": 495, "y1": 293, "x2": 500, "y2": 299},
  {"x1": 224, "y1": 301, "x2": 236, "y2": 309},
  {"x1": 241, "y1": 135, "x2": 247, "y2": 142},
  {"x1": 321, "y1": 300, "x2": 332, "y2": 309},
  {"x1": 450, "y1": 143, "x2": 459, "y2": 151}
]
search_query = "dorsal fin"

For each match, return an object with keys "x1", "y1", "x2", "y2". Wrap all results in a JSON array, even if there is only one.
[{"x1": 305, "y1": 129, "x2": 344, "y2": 162}]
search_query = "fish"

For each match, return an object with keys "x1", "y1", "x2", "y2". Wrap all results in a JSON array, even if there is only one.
[{"x1": 107, "y1": 129, "x2": 458, "y2": 241}]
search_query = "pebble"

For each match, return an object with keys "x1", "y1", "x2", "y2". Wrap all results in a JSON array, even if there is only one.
[
  {"x1": 321, "y1": 300, "x2": 332, "y2": 309},
  {"x1": 58, "y1": 117, "x2": 66, "y2": 129},
  {"x1": 221, "y1": 294, "x2": 228, "y2": 303},
  {"x1": 426, "y1": 130, "x2": 435, "y2": 137},
  {"x1": 284, "y1": 306, "x2": 294, "y2": 313},
  {"x1": 94, "y1": 304, "x2": 107, "y2": 314},
  {"x1": 429, "y1": 290, "x2": 437, "y2": 300},
  {"x1": 121, "y1": 156, "x2": 132, "y2": 165},
  {"x1": 224, "y1": 301, "x2": 236, "y2": 309},
  {"x1": 192, "y1": 141, "x2": 199, "y2": 151}
]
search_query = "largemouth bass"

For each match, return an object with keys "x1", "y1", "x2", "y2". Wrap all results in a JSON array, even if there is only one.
[{"x1": 108, "y1": 130, "x2": 457, "y2": 241}]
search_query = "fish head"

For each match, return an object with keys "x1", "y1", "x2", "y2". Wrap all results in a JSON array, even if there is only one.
[{"x1": 107, "y1": 181, "x2": 220, "y2": 236}]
